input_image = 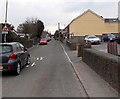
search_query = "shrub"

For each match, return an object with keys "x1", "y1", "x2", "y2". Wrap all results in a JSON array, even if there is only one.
[{"x1": 13, "y1": 36, "x2": 28, "y2": 44}]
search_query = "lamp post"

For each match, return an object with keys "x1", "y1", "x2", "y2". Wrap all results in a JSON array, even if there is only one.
[
  {"x1": 4, "y1": 0, "x2": 8, "y2": 42},
  {"x1": 5, "y1": 0, "x2": 8, "y2": 23}
]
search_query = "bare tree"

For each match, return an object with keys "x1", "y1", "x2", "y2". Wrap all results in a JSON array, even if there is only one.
[{"x1": 17, "y1": 17, "x2": 44, "y2": 39}]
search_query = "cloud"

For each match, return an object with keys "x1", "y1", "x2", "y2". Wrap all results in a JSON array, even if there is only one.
[{"x1": 0, "y1": 0, "x2": 119, "y2": 34}]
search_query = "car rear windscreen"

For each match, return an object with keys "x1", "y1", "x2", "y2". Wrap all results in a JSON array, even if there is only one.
[{"x1": 0, "y1": 45, "x2": 12, "y2": 54}]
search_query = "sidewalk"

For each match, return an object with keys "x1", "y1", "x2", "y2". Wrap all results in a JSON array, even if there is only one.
[{"x1": 61, "y1": 42, "x2": 118, "y2": 97}]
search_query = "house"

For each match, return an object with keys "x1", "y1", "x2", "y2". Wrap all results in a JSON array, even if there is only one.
[
  {"x1": 67, "y1": 9, "x2": 119, "y2": 38},
  {"x1": 16, "y1": 33, "x2": 30, "y2": 38}
]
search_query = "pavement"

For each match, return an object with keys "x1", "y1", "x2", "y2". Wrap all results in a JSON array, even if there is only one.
[{"x1": 61, "y1": 41, "x2": 119, "y2": 97}]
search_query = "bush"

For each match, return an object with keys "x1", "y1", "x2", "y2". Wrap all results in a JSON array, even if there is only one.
[
  {"x1": 5, "y1": 31, "x2": 28, "y2": 43},
  {"x1": 12, "y1": 36, "x2": 28, "y2": 44}
]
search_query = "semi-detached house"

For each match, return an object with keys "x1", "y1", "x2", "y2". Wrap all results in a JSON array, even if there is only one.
[{"x1": 65, "y1": 9, "x2": 119, "y2": 38}]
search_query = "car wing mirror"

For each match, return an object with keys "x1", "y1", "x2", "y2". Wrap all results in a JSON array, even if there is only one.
[{"x1": 24, "y1": 48, "x2": 28, "y2": 51}]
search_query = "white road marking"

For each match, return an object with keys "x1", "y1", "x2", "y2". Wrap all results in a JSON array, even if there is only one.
[
  {"x1": 26, "y1": 65, "x2": 29, "y2": 68},
  {"x1": 60, "y1": 43, "x2": 89, "y2": 97},
  {"x1": 40, "y1": 57, "x2": 43, "y2": 61},
  {"x1": 31, "y1": 62, "x2": 36, "y2": 67},
  {"x1": 37, "y1": 57, "x2": 39, "y2": 60},
  {"x1": 60, "y1": 44, "x2": 73, "y2": 65}
]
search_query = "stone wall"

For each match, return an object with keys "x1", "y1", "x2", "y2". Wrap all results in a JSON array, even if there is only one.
[
  {"x1": 82, "y1": 48, "x2": 120, "y2": 92},
  {"x1": 66, "y1": 41, "x2": 77, "y2": 50}
]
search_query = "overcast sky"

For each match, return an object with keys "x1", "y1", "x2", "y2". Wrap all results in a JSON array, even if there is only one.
[{"x1": 0, "y1": 0, "x2": 119, "y2": 34}]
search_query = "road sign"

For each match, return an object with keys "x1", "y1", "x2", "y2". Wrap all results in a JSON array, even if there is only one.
[
  {"x1": 2, "y1": 24, "x2": 9, "y2": 32},
  {"x1": 2, "y1": 24, "x2": 9, "y2": 34},
  {"x1": 2, "y1": 31, "x2": 8, "y2": 34}
]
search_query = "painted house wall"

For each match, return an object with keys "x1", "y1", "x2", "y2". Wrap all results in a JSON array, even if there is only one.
[
  {"x1": 104, "y1": 23, "x2": 118, "y2": 34},
  {"x1": 69, "y1": 10, "x2": 119, "y2": 36}
]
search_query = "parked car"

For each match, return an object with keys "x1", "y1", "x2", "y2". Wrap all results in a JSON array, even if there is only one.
[
  {"x1": 0, "y1": 42, "x2": 30, "y2": 75},
  {"x1": 116, "y1": 35, "x2": 120, "y2": 44},
  {"x1": 46, "y1": 37, "x2": 51, "y2": 42},
  {"x1": 103, "y1": 34, "x2": 116, "y2": 42},
  {"x1": 85, "y1": 35, "x2": 101, "y2": 44},
  {"x1": 39, "y1": 38, "x2": 48, "y2": 45}
]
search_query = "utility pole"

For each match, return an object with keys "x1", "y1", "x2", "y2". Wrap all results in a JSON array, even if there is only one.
[
  {"x1": 5, "y1": 0, "x2": 8, "y2": 23},
  {"x1": 58, "y1": 22, "x2": 61, "y2": 41},
  {"x1": 58, "y1": 22, "x2": 60, "y2": 30},
  {"x1": 4, "y1": 0, "x2": 8, "y2": 42}
]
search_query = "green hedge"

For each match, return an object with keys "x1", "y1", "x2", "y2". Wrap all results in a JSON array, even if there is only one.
[{"x1": 12, "y1": 36, "x2": 28, "y2": 44}]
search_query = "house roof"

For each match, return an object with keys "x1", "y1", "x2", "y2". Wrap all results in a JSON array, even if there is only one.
[
  {"x1": 74, "y1": 9, "x2": 103, "y2": 21},
  {"x1": 69, "y1": 9, "x2": 104, "y2": 26},
  {"x1": 67, "y1": 9, "x2": 119, "y2": 27}
]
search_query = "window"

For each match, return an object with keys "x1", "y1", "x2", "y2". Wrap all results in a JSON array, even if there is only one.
[
  {"x1": 16, "y1": 43, "x2": 22, "y2": 51},
  {"x1": 0, "y1": 45, "x2": 12, "y2": 54},
  {"x1": 19, "y1": 43, "x2": 24, "y2": 51}
]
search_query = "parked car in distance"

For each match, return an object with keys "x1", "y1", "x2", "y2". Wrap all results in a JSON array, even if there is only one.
[
  {"x1": 0, "y1": 42, "x2": 30, "y2": 75},
  {"x1": 39, "y1": 38, "x2": 48, "y2": 45},
  {"x1": 85, "y1": 35, "x2": 101, "y2": 44},
  {"x1": 46, "y1": 37, "x2": 51, "y2": 42},
  {"x1": 116, "y1": 35, "x2": 120, "y2": 44},
  {"x1": 103, "y1": 34, "x2": 116, "y2": 42}
]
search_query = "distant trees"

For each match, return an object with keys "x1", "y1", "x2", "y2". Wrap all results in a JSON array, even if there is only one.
[
  {"x1": 41, "y1": 30, "x2": 52, "y2": 38},
  {"x1": 54, "y1": 30, "x2": 60, "y2": 40},
  {"x1": 17, "y1": 18, "x2": 44, "y2": 39}
]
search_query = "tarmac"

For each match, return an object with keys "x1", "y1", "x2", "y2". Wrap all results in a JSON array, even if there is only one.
[{"x1": 92, "y1": 42, "x2": 120, "y2": 56}]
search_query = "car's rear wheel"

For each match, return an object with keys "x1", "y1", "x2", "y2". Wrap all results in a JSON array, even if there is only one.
[{"x1": 14, "y1": 62, "x2": 21, "y2": 75}]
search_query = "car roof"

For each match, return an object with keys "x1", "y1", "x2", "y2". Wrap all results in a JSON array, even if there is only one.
[
  {"x1": 0, "y1": 42, "x2": 20, "y2": 45},
  {"x1": 86, "y1": 35, "x2": 97, "y2": 37},
  {"x1": 107, "y1": 34, "x2": 114, "y2": 36}
]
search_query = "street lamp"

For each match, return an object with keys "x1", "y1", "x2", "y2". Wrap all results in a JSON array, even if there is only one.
[
  {"x1": 5, "y1": 0, "x2": 8, "y2": 23},
  {"x1": 4, "y1": 0, "x2": 8, "y2": 43}
]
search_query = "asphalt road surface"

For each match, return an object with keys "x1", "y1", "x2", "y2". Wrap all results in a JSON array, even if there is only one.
[
  {"x1": 2, "y1": 39, "x2": 86, "y2": 97},
  {"x1": 92, "y1": 42, "x2": 120, "y2": 55}
]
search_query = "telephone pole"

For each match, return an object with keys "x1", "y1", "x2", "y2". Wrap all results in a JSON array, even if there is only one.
[
  {"x1": 5, "y1": 0, "x2": 8, "y2": 23},
  {"x1": 4, "y1": 0, "x2": 8, "y2": 42},
  {"x1": 58, "y1": 22, "x2": 60, "y2": 30}
]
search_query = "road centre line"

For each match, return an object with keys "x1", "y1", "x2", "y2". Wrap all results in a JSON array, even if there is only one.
[
  {"x1": 60, "y1": 43, "x2": 90, "y2": 98},
  {"x1": 40, "y1": 57, "x2": 44, "y2": 61},
  {"x1": 37, "y1": 57, "x2": 39, "y2": 60},
  {"x1": 31, "y1": 62, "x2": 36, "y2": 67},
  {"x1": 26, "y1": 65, "x2": 29, "y2": 68}
]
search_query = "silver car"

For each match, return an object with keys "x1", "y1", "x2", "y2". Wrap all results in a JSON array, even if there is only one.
[{"x1": 85, "y1": 35, "x2": 101, "y2": 44}]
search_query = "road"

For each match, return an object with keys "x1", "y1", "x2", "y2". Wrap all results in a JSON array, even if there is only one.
[
  {"x1": 2, "y1": 40, "x2": 87, "y2": 97},
  {"x1": 92, "y1": 42, "x2": 120, "y2": 55}
]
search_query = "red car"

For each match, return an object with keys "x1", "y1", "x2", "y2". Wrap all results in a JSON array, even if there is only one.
[{"x1": 39, "y1": 38, "x2": 47, "y2": 45}]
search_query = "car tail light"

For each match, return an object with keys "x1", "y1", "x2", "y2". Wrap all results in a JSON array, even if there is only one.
[
  {"x1": 8, "y1": 66, "x2": 11, "y2": 70},
  {"x1": 9, "y1": 53, "x2": 17, "y2": 60}
]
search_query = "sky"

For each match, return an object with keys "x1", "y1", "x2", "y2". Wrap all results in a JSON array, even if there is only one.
[{"x1": 0, "y1": 0, "x2": 119, "y2": 34}]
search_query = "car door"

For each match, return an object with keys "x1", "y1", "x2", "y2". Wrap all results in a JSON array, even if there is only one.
[
  {"x1": 15, "y1": 43, "x2": 25, "y2": 67},
  {"x1": 19, "y1": 43, "x2": 28, "y2": 65}
]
